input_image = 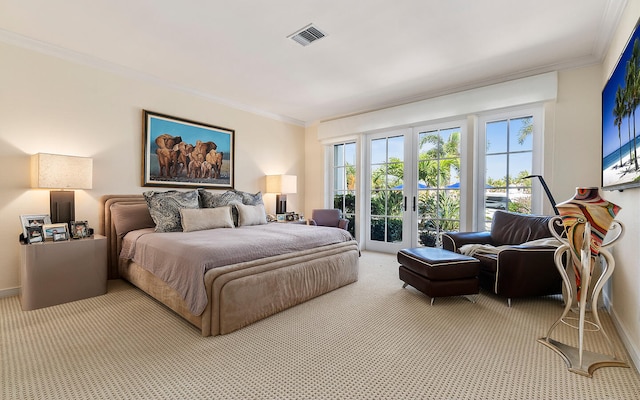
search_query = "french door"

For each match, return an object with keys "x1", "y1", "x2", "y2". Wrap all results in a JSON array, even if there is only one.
[
  {"x1": 365, "y1": 123, "x2": 463, "y2": 252},
  {"x1": 366, "y1": 130, "x2": 412, "y2": 252},
  {"x1": 414, "y1": 123, "x2": 463, "y2": 246}
]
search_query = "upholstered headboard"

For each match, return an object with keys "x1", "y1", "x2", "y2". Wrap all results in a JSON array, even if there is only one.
[{"x1": 99, "y1": 195, "x2": 150, "y2": 279}]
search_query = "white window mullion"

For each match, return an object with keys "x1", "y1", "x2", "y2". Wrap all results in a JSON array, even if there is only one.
[{"x1": 477, "y1": 105, "x2": 543, "y2": 230}]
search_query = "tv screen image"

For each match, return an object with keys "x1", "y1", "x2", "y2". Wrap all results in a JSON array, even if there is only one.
[{"x1": 602, "y1": 19, "x2": 640, "y2": 190}]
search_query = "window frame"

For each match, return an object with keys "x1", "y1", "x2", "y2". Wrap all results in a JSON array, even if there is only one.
[
  {"x1": 476, "y1": 105, "x2": 544, "y2": 230},
  {"x1": 327, "y1": 139, "x2": 360, "y2": 239}
]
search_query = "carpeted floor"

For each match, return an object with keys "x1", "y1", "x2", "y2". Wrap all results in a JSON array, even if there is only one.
[{"x1": 1, "y1": 251, "x2": 639, "y2": 399}]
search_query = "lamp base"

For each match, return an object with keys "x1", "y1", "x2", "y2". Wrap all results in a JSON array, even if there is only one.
[
  {"x1": 537, "y1": 338, "x2": 629, "y2": 377},
  {"x1": 50, "y1": 190, "x2": 75, "y2": 225},
  {"x1": 275, "y1": 194, "x2": 287, "y2": 214}
]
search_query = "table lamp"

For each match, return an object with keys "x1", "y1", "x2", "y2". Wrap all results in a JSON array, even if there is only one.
[
  {"x1": 31, "y1": 153, "x2": 93, "y2": 225},
  {"x1": 266, "y1": 174, "x2": 297, "y2": 214}
]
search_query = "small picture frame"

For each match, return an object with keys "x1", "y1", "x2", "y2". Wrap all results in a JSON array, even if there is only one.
[
  {"x1": 54, "y1": 231, "x2": 69, "y2": 241},
  {"x1": 26, "y1": 225, "x2": 44, "y2": 244},
  {"x1": 19, "y1": 214, "x2": 52, "y2": 238},
  {"x1": 43, "y1": 223, "x2": 69, "y2": 242},
  {"x1": 70, "y1": 221, "x2": 89, "y2": 239},
  {"x1": 285, "y1": 213, "x2": 295, "y2": 222},
  {"x1": 276, "y1": 214, "x2": 286, "y2": 222}
]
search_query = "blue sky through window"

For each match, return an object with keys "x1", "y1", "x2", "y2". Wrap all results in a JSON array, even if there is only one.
[{"x1": 485, "y1": 117, "x2": 532, "y2": 184}]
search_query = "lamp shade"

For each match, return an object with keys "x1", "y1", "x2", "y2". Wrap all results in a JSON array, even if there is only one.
[
  {"x1": 31, "y1": 153, "x2": 93, "y2": 189},
  {"x1": 266, "y1": 175, "x2": 297, "y2": 194}
]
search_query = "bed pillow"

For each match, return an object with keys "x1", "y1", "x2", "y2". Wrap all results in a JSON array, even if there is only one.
[
  {"x1": 180, "y1": 207, "x2": 234, "y2": 232},
  {"x1": 143, "y1": 190, "x2": 200, "y2": 232},
  {"x1": 235, "y1": 203, "x2": 267, "y2": 226},
  {"x1": 110, "y1": 202, "x2": 156, "y2": 239},
  {"x1": 233, "y1": 189, "x2": 264, "y2": 206},
  {"x1": 198, "y1": 189, "x2": 243, "y2": 208}
]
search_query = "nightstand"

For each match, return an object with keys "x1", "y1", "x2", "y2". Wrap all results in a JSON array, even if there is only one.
[{"x1": 19, "y1": 235, "x2": 107, "y2": 311}]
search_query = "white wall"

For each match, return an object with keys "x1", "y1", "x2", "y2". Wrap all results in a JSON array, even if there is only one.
[
  {"x1": 303, "y1": 123, "x2": 326, "y2": 219},
  {"x1": 0, "y1": 42, "x2": 305, "y2": 293},
  {"x1": 600, "y1": 0, "x2": 640, "y2": 370},
  {"x1": 547, "y1": 65, "x2": 603, "y2": 201}
]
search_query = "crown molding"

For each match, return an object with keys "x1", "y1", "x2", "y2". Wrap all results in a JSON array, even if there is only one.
[
  {"x1": 592, "y1": 0, "x2": 628, "y2": 60},
  {"x1": 0, "y1": 28, "x2": 305, "y2": 127}
]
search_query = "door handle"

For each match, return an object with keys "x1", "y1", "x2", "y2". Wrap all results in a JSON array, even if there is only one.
[
  {"x1": 403, "y1": 196, "x2": 407, "y2": 212},
  {"x1": 413, "y1": 196, "x2": 416, "y2": 212}
]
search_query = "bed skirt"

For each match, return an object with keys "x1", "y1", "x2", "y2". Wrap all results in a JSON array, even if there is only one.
[{"x1": 120, "y1": 241, "x2": 359, "y2": 336}]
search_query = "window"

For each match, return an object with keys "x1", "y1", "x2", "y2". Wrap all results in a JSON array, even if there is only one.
[
  {"x1": 332, "y1": 142, "x2": 356, "y2": 237},
  {"x1": 325, "y1": 104, "x2": 544, "y2": 247},
  {"x1": 480, "y1": 109, "x2": 540, "y2": 229}
]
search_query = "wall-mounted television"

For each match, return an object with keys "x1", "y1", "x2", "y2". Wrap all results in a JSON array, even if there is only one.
[{"x1": 602, "y1": 18, "x2": 640, "y2": 191}]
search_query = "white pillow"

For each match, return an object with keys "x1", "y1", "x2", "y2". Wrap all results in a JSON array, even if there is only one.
[
  {"x1": 235, "y1": 203, "x2": 267, "y2": 226},
  {"x1": 180, "y1": 206, "x2": 234, "y2": 232}
]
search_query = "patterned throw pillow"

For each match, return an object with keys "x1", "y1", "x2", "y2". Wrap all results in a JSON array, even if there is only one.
[
  {"x1": 233, "y1": 190, "x2": 264, "y2": 206},
  {"x1": 198, "y1": 189, "x2": 243, "y2": 208},
  {"x1": 143, "y1": 190, "x2": 200, "y2": 232},
  {"x1": 198, "y1": 189, "x2": 264, "y2": 208}
]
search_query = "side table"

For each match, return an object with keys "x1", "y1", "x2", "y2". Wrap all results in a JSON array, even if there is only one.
[{"x1": 20, "y1": 234, "x2": 107, "y2": 311}]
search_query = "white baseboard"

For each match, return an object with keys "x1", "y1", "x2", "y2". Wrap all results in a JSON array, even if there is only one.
[
  {"x1": 609, "y1": 307, "x2": 640, "y2": 372},
  {"x1": 592, "y1": 292, "x2": 638, "y2": 372},
  {"x1": 0, "y1": 286, "x2": 19, "y2": 299}
]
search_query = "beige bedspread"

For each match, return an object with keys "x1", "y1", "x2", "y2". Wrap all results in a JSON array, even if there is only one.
[{"x1": 120, "y1": 223, "x2": 355, "y2": 315}]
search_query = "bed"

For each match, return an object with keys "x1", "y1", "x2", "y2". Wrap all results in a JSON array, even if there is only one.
[{"x1": 99, "y1": 192, "x2": 360, "y2": 337}]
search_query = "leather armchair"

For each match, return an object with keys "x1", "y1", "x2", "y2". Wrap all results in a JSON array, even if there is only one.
[
  {"x1": 309, "y1": 209, "x2": 349, "y2": 231},
  {"x1": 441, "y1": 210, "x2": 562, "y2": 306}
]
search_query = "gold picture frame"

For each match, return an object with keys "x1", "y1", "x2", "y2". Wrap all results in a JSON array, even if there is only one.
[{"x1": 143, "y1": 110, "x2": 235, "y2": 189}]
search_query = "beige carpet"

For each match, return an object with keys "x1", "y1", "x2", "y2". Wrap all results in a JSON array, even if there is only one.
[{"x1": 1, "y1": 251, "x2": 639, "y2": 399}]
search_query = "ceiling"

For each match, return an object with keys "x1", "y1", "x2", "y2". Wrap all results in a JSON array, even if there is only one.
[{"x1": 0, "y1": 0, "x2": 627, "y2": 125}]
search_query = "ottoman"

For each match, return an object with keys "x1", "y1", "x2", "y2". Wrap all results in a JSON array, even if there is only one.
[{"x1": 398, "y1": 247, "x2": 480, "y2": 305}]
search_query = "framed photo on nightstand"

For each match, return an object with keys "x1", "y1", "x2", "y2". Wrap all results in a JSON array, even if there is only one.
[
  {"x1": 19, "y1": 214, "x2": 51, "y2": 238},
  {"x1": 43, "y1": 223, "x2": 69, "y2": 242},
  {"x1": 70, "y1": 221, "x2": 88, "y2": 239},
  {"x1": 53, "y1": 230, "x2": 68, "y2": 242},
  {"x1": 26, "y1": 225, "x2": 44, "y2": 244}
]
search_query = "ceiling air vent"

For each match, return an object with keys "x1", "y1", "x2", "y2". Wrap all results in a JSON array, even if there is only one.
[{"x1": 288, "y1": 24, "x2": 327, "y2": 47}]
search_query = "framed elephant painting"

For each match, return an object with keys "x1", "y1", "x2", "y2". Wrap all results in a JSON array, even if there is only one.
[{"x1": 143, "y1": 110, "x2": 235, "y2": 189}]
